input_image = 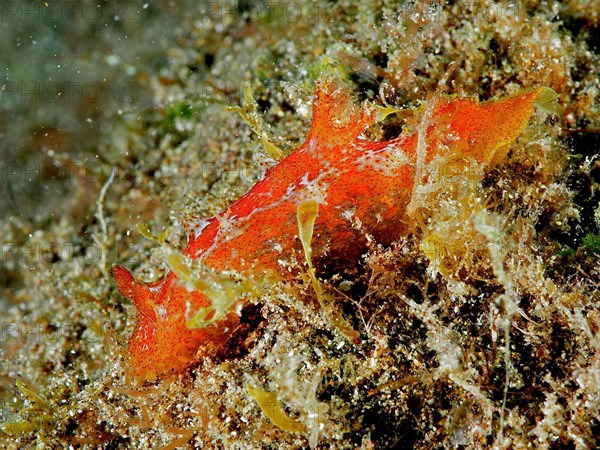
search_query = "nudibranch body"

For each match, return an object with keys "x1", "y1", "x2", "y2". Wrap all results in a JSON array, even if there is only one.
[{"x1": 113, "y1": 76, "x2": 553, "y2": 380}]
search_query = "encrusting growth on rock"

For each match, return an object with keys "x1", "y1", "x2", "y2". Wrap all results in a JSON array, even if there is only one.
[{"x1": 113, "y1": 75, "x2": 555, "y2": 380}]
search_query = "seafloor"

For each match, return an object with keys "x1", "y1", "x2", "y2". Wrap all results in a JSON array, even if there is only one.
[{"x1": 0, "y1": 0, "x2": 598, "y2": 449}]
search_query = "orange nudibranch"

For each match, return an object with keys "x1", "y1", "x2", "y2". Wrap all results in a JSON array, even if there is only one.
[{"x1": 113, "y1": 76, "x2": 554, "y2": 380}]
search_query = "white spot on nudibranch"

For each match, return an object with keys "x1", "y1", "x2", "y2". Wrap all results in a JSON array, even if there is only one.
[{"x1": 190, "y1": 218, "x2": 211, "y2": 239}]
